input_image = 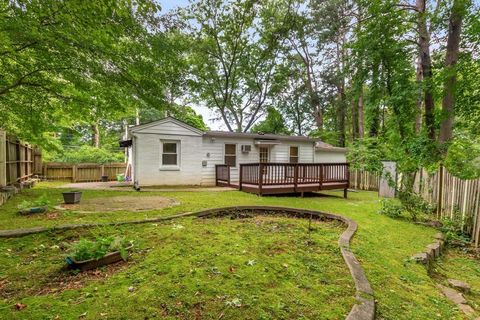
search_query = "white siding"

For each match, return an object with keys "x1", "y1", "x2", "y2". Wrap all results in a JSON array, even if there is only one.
[
  {"x1": 201, "y1": 137, "x2": 260, "y2": 185},
  {"x1": 314, "y1": 150, "x2": 347, "y2": 163},
  {"x1": 270, "y1": 142, "x2": 315, "y2": 163},
  {"x1": 132, "y1": 119, "x2": 203, "y2": 186},
  {"x1": 132, "y1": 120, "x2": 202, "y2": 137}
]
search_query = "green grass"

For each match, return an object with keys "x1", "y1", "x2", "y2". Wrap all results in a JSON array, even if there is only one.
[
  {"x1": 0, "y1": 216, "x2": 355, "y2": 319},
  {"x1": 0, "y1": 182, "x2": 471, "y2": 319}
]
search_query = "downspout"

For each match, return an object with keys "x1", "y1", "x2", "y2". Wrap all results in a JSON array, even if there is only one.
[{"x1": 132, "y1": 134, "x2": 140, "y2": 190}]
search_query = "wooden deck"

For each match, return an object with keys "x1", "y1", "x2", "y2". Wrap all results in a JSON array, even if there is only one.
[{"x1": 216, "y1": 163, "x2": 349, "y2": 197}]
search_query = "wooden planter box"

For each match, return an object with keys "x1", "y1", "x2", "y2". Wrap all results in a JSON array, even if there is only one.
[
  {"x1": 18, "y1": 206, "x2": 48, "y2": 215},
  {"x1": 62, "y1": 191, "x2": 82, "y2": 204},
  {"x1": 66, "y1": 247, "x2": 131, "y2": 272}
]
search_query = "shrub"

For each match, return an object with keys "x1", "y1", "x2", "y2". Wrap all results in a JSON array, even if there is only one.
[
  {"x1": 53, "y1": 146, "x2": 124, "y2": 164},
  {"x1": 440, "y1": 214, "x2": 470, "y2": 247},
  {"x1": 378, "y1": 199, "x2": 403, "y2": 218},
  {"x1": 398, "y1": 190, "x2": 435, "y2": 221},
  {"x1": 17, "y1": 194, "x2": 50, "y2": 210},
  {"x1": 67, "y1": 236, "x2": 131, "y2": 261}
]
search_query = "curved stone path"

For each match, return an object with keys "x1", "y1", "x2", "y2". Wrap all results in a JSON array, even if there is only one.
[{"x1": 0, "y1": 206, "x2": 375, "y2": 320}]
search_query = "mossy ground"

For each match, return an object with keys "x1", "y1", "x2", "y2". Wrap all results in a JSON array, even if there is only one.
[
  {"x1": 433, "y1": 248, "x2": 480, "y2": 316},
  {"x1": 0, "y1": 182, "x2": 475, "y2": 319}
]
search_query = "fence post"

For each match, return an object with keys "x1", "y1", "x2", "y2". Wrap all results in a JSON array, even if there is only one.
[
  {"x1": 0, "y1": 130, "x2": 6, "y2": 188},
  {"x1": 72, "y1": 165, "x2": 77, "y2": 183},
  {"x1": 437, "y1": 165, "x2": 444, "y2": 219}
]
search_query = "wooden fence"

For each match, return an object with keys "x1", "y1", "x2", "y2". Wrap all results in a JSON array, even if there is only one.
[
  {"x1": 349, "y1": 169, "x2": 380, "y2": 191},
  {"x1": 413, "y1": 167, "x2": 480, "y2": 247},
  {"x1": 0, "y1": 130, "x2": 42, "y2": 188},
  {"x1": 349, "y1": 167, "x2": 480, "y2": 247},
  {"x1": 43, "y1": 162, "x2": 127, "y2": 182}
]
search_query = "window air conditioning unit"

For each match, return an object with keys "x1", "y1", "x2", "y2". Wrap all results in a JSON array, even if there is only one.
[{"x1": 241, "y1": 145, "x2": 251, "y2": 153}]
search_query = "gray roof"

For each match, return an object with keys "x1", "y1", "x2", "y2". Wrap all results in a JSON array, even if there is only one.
[
  {"x1": 315, "y1": 141, "x2": 347, "y2": 152},
  {"x1": 204, "y1": 130, "x2": 319, "y2": 143}
]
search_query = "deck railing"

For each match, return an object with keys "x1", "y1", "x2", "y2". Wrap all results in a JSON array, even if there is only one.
[
  {"x1": 237, "y1": 162, "x2": 349, "y2": 191},
  {"x1": 215, "y1": 164, "x2": 231, "y2": 186}
]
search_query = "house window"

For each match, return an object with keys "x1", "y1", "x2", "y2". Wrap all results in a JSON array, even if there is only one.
[
  {"x1": 259, "y1": 147, "x2": 269, "y2": 163},
  {"x1": 290, "y1": 146, "x2": 299, "y2": 163},
  {"x1": 224, "y1": 144, "x2": 236, "y2": 167},
  {"x1": 161, "y1": 141, "x2": 179, "y2": 166}
]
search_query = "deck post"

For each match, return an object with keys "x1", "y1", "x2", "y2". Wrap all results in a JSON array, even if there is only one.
[
  {"x1": 227, "y1": 165, "x2": 230, "y2": 186},
  {"x1": 293, "y1": 164, "x2": 298, "y2": 193},
  {"x1": 258, "y1": 163, "x2": 263, "y2": 196},
  {"x1": 319, "y1": 164, "x2": 323, "y2": 190},
  {"x1": 215, "y1": 165, "x2": 218, "y2": 186},
  {"x1": 239, "y1": 165, "x2": 243, "y2": 191},
  {"x1": 344, "y1": 163, "x2": 350, "y2": 198}
]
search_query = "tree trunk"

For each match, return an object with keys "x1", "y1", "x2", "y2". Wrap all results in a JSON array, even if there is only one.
[
  {"x1": 439, "y1": 0, "x2": 468, "y2": 144},
  {"x1": 351, "y1": 98, "x2": 358, "y2": 140},
  {"x1": 308, "y1": 79, "x2": 323, "y2": 132},
  {"x1": 416, "y1": 0, "x2": 435, "y2": 140},
  {"x1": 358, "y1": 89, "x2": 364, "y2": 138},
  {"x1": 312, "y1": 107, "x2": 323, "y2": 132},
  {"x1": 91, "y1": 123, "x2": 100, "y2": 148},
  {"x1": 414, "y1": 56, "x2": 423, "y2": 134},
  {"x1": 336, "y1": 85, "x2": 346, "y2": 147}
]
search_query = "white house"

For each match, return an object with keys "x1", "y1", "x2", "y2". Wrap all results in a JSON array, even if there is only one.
[{"x1": 128, "y1": 117, "x2": 347, "y2": 187}]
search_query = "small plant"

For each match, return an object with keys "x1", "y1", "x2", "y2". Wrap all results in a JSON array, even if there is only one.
[
  {"x1": 378, "y1": 199, "x2": 403, "y2": 218},
  {"x1": 17, "y1": 194, "x2": 50, "y2": 210},
  {"x1": 67, "y1": 236, "x2": 131, "y2": 261},
  {"x1": 440, "y1": 215, "x2": 470, "y2": 247},
  {"x1": 398, "y1": 190, "x2": 435, "y2": 221}
]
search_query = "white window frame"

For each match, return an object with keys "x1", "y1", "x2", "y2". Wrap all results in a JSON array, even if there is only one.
[
  {"x1": 289, "y1": 146, "x2": 299, "y2": 163},
  {"x1": 160, "y1": 140, "x2": 180, "y2": 170},
  {"x1": 224, "y1": 143, "x2": 237, "y2": 167}
]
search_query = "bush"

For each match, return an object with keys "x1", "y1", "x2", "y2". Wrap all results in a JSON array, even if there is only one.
[
  {"x1": 67, "y1": 236, "x2": 131, "y2": 261},
  {"x1": 440, "y1": 215, "x2": 470, "y2": 247},
  {"x1": 378, "y1": 199, "x2": 403, "y2": 218},
  {"x1": 53, "y1": 146, "x2": 124, "y2": 164},
  {"x1": 17, "y1": 194, "x2": 50, "y2": 210},
  {"x1": 398, "y1": 190, "x2": 436, "y2": 221}
]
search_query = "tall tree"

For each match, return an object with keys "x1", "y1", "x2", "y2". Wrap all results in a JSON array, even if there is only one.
[
  {"x1": 438, "y1": 0, "x2": 471, "y2": 145},
  {"x1": 187, "y1": 0, "x2": 285, "y2": 132},
  {"x1": 415, "y1": 0, "x2": 436, "y2": 140}
]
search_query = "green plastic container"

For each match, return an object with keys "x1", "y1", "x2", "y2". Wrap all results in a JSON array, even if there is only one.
[{"x1": 116, "y1": 174, "x2": 125, "y2": 182}]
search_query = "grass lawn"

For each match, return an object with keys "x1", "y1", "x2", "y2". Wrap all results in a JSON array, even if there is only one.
[{"x1": 0, "y1": 182, "x2": 475, "y2": 319}]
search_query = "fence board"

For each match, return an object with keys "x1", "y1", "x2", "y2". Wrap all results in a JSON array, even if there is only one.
[
  {"x1": 43, "y1": 162, "x2": 127, "y2": 182},
  {"x1": 0, "y1": 133, "x2": 40, "y2": 187},
  {"x1": 0, "y1": 130, "x2": 5, "y2": 187}
]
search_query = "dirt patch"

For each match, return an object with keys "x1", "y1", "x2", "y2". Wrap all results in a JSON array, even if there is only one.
[
  {"x1": 58, "y1": 196, "x2": 178, "y2": 212},
  {"x1": 36, "y1": 262, "x2": 128, "y2": 296}
]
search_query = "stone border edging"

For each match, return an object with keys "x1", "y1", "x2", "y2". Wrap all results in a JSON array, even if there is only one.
[
  {"x1": 411, "y1": 233, "x2": 445, "y2": 267},
  {"x1": 0, "y1": 212, "x2": 197, "y2": 238},
  {"x1": 0, "y1": 206, "x2": 375, "y2": 320}
]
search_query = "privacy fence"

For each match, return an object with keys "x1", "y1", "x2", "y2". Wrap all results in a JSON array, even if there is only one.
[
  {"x1": 349, "y1": 167, "x2": 480, "y2": 247},
  {"x1": 0, "y1": 130, "x2": 42, "y2": 188},
  {"x1": 42, "y1": 162, "x2": 127, "y2": 182}
]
